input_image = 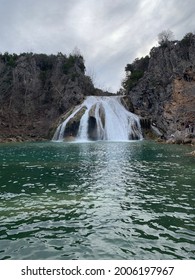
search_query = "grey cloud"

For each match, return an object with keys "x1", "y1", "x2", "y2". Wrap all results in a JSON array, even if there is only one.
[{"x1": 0, "y1": 0, "x2": 195, "y2": 92}]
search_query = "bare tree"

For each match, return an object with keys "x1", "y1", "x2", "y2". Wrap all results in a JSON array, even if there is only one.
[
  {"x1": 158, "y1": 29, "x2": 174, "y2": 46},
  {"x1": 71, "y1": 46, "x2": 82, "y2": 58},
  {"x1": 86, "y1": 67, "x2": 97, "y2": 85}
]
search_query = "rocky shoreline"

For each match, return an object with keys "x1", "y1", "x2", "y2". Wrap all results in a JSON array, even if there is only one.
[
  {"x1": 1, "y1": 131, "x2": 194, "y2": 146},
  {"x1": 0, "y1": 135, "x2": 47, "y2": 143}
]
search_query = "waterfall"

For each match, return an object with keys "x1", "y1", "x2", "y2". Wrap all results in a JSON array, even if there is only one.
[{"x1": 52, "y1": 96, "x2": 143, "y2": 141}]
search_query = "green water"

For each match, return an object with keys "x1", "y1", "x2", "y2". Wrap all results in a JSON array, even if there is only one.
[{"x1": 0, "y1": 141, "x2": 194, "y2": 260}]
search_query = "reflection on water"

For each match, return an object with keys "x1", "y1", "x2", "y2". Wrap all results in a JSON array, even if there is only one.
[{"x1": 0, "y1": 141, "x2": 195, "y2": 259}]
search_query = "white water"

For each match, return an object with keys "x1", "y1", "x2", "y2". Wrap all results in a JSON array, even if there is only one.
[{"x1": 52, "y1": 96, "x2": 143, "y2": 141}]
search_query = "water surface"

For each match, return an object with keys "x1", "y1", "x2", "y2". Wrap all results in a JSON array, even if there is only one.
[{"x1": 0, "y1": 141, "x2": 194, "y2": 259}]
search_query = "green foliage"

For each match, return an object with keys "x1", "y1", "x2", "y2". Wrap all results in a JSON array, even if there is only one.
[
  {"x1": 123, "y1": 55, "x2": 149, "y2": 91},
  {"x1": 0, "y1": 52, "x2": 18, "y2": 67},
  {"x1": 78, "y1": 60, "x2": 85, "y2": 73},
  {"x1": 0, "y1": 50, "x2": 86, "y2": 91},
  {"x1": 36, "y1": 54, "x2": 54, "y2": 71},
  {"x1": 62, "y1": 52, "x2": 85, "y2": 74},
  {"x1": 125, "y1": 56, "x2": 149, "y2": 73},
  {"x1": 180, "y1": 32, "x2": 194, "y2": 47},
  {"x1": 179, "y1": 33, "x2": 195, "y2": 60},
  {"x1": 63, "y1": 55, "x2": 76, "y2": 74},
  {"x1": 70, "y1": 47, "x2": 85, "y2": 73},
  {"x1": 122, "y1": 70, "x2": 144, "y2": 91},
  {"x1": 35, "y1": 54, "x2": 55, "y2": 86}
]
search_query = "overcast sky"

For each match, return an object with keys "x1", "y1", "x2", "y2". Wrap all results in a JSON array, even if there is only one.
[{"x1": 0, "y1": 0, "x2": 195, "y2": 92}]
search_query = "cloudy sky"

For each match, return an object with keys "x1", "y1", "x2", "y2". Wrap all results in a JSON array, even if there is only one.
[{"x1": 0, "y1": 0, "x2": 195, "y2": 92}]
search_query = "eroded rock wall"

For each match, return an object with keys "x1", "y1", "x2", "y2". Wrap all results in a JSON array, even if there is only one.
[
  {"x1": 126, "y1": 34, "x2": 195, "y2": 139},
  {"x1": 0, "y1": 53, "x2": 95, "y2": 141}
]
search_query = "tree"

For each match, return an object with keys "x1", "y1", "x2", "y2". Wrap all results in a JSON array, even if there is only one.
[
  {"x1": 122, "y1": 55, "x2": 149, "y2": 92},
  {"x1": 180, "y1": 32, "x2": 194, "y2": 47},
  {"x1": 71, "y1": 46, "x2": 82, "y2": 58},
  {"x1": 158, "y1": 29, "x2": 174, "y2": 46},
  {"x1": 69, "y1": 47, "x2": 85, "y2": 73},
  {"x1": 86, "y1": 67, "x2": 97, "y2": 85}
]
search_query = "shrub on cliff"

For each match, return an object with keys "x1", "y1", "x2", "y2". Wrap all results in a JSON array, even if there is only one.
[
  {"x1": 179, "y1": 33, "x2": 195, "y2": 60},
  {"x1": 63, "y1": 55, "x2": 76, "y2": 74},
  {"x1": 63, "y1": 53, "x2": 85, "y2": 74},
  {"x1": 36, "y1": 54, "x2": 54, "y2": 71},
  {"x1": 122, "y1": 56, "x2": 149, "y2": 91},
  {"x1": 180, "y1": 32, "x2": 194, "y2": 47},
  {"x1": 158, "y1": 29, "x2": 174, "y2": 47},
  {"x1": 0, "y1": 52, "x2": 18, "y2": 67}
]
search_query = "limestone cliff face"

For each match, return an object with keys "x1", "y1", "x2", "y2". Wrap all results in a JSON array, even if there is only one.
[
  {"x1": 125, "y1": 33, "x2": 195, "y2": 138},
  {"x1": 0, "y1": 53, "x2": 95, "y2": 141}
]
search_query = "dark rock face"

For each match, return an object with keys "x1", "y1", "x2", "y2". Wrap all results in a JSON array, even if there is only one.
[
  {"x1": 63, "y1": 106, "x2": 87, "y2": 138},
  {"x1": 88, "y1": 116, "x2": 98, "y2": 140},
  {"x1": 120, "y1": 95, "x2": 134, "y2": 113},
  {"x1": 0, "y1": 53, "x2": 95, "y2": 141},
  {"x1": 125, "y1": 34, "x2": 195, "y2": 139},
  {"x1": 87, "y1": 103, "x2": 105, "y2": 140}
]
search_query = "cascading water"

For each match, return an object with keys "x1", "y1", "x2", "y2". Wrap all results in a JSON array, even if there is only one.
[{"x1": 52, "y1": 96, "x2": 143, "y2": 141}]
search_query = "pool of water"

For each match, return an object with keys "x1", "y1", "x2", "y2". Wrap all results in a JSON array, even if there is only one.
[{"x1": 0, "y1": 140, "x2": 194, "y2": 259}]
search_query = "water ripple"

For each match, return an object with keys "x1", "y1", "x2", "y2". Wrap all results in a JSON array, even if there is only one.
[{"x1": 0, "y1": 141, "x2": 194, "y2": 259}]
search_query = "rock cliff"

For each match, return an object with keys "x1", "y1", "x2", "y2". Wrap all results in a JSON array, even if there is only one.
[
  {"x1": 0, "y1": 52, "x2": 97, "y2": 141},
  {"x1": 1, "y1": 33, "x2": 195, "y2": 143},
  {"x1": 123, "y1": 33, "x2": 195, "y2": 142}
]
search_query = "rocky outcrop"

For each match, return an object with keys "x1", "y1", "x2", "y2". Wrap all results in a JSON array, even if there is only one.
[
  {"x1": 120, "y1": 95, "x2": 134, "y2": 113},
  {"x1": 88, "y1": 103, "x2": 105, "y2": 140},
  {"x1": 0, "y1": 52, "x2": 96, "y2": 141},
  {"x1": 124, "y1": 33, "x2": 195, "y2": 142},
  {"x1": 63, "y1": 106, "x2": 87, "y2": 139}
]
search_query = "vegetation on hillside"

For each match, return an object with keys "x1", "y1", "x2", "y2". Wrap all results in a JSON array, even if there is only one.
[
  {"x1": 0, "y1": 48, "x2": 85, "y2": 74},
  {"x1": 122, "y1": 55, "x2": 149, "y2": 91},
  {"x1": 158, "y1": 29, "x2": 174, "y2": 47},
  {"x1": 122, "y1": 31, "x2": 195, "y2": 93}
]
